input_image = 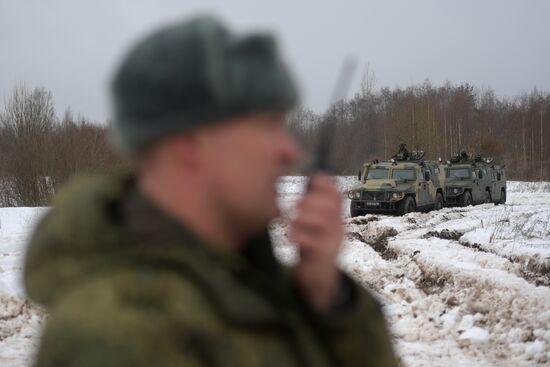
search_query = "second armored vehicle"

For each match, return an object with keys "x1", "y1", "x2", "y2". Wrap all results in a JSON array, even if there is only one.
[{"x1": 441, "y1": 152, "x2": 507, "y2": 206}]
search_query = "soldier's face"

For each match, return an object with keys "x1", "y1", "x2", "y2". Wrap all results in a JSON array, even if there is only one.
[{"x1": 200, "y1": 112, "x2": 300, "y2": 232}]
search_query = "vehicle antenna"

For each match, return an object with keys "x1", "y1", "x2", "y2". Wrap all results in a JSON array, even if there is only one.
[{"x1": 311, "y1": 56, "x2": 358, "y2": 174}]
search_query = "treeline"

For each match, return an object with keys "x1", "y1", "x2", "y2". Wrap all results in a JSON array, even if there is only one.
[
  {"x1": 0, "y1": 85, "x2": 124, "y2": 206},
  {"x1": 1, "y1": 80, "x2": 549, "y2": 206},
  {"x1": 288, "y1": 79, "x2": 550, "y2": 181}
]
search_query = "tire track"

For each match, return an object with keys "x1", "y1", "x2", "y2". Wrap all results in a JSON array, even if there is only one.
[
  {"x1": 344, "y1": 206, "x2": 550, "y2": 366},
  {"x1": 423, "y1": 229, "x2": 550, "y2": 287}
]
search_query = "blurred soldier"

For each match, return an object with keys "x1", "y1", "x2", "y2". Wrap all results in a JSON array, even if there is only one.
[{"x1": 24, "y1": 16, "x2": 397, "y2": 367}]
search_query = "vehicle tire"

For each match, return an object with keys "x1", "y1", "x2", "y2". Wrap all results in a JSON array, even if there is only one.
[
  {"x1": 434, "y1": 193, "x2": 444, "y2": 211},
  {"x1": 458, "y1": 191, "x2": 473, "y2": 207},
  {"x1": 484, "y1": 190, "x2": 492, "y2": 204},
  {"x1": 397, "y1": 196, "x2": 416, "y2": 216},
  {"x1": 350, "y1": 201, "x2": 361, "y2": 217}
]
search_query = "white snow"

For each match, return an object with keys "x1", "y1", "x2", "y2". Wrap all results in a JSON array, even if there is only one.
[
  {"x1": 0, "y1": 208, "x2": 48, "y2": 367},
  {"x1": 0, "y1": 178, "x2": 549, "y2": 366},
  {"x1": 459, "y1": 327, "x2": 490, "y2": 343},
  {"x1": 274, "y1": 177, "x2": 550, "y2": 366}
]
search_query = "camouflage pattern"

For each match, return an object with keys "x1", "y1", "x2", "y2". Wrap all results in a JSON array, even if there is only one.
[
  {"x1": 25, "y1": 174, "x2": 398, "y2": 367},
  {"x1": 441, "y1": 153, "x2": 507, "y2": 206},
  {"x1": 349, "y1": 157, "x2": 444, "y2": 217}
]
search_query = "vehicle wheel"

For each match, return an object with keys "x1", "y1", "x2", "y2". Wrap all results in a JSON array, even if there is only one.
[
  {"x1": 350, "y1": 201, "x2": 361, "y2": 217},
  {"x1": 397, "y1": 196, "x2": 416, "y2": 216},
  {"x1": 497, "y1": 189, "x2": 506, "y2": 205},
  {"x1": 435, "y1": 193, "x2": 444, "y2": 211},
  {"x1": 458, "y1": 191, "x2": 473, "y2": 207},
  {"x1": 484, "y1": 190, "x2": 492, "y2": 204}
]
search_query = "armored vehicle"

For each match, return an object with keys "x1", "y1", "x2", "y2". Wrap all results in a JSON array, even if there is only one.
[
  {"x1": 349, "y1": 145, "x2": 445, "y2": 217},
  {"x1": 441, "y1": 152, "x2": 507, "y2": 206}
]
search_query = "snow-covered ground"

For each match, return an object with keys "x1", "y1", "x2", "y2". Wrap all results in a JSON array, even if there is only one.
[
  {"x1": 0, "y1": 208, "x2": 47, "y2": 366},
  {"x1": 0, "y1": 178, "x2": 549, "y2": 366},
  {"x1": 274, "y1": 177, "x2": 550, "y2": 366}
]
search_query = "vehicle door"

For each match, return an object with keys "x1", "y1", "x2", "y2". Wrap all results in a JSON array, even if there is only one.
[
  {"x1": 430, "y1": 165, "x2": 442, "y2": 188},
  {"x1": 417, "y1": 167, "x2": 433, "y2": 206},
  {"x1": 481, "y1": 167, "x2": 492, "y2": 201},
  {"x1": 438, "y1": 164, "x2": 447, "y2": 194},
  {"x1": 487, "y1": 167, "x2": 498, "y2": 200},
  {"x1": 494, "y1": 169, "x2": 504, "y2": 201},
  {"x1": 475, "y1": 167, "x2": 490, "y2": 202},
  {"x1": 428, "y1": 165, "x2": 440, "y2": 199},
  {"x1": 471, "y1": 169, "x2": 483, "y2": 202}
]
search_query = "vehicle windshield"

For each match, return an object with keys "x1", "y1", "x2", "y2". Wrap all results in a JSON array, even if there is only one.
[
  {"x1": 391, "y1": 169, "x2": 416, "y2": 180},
  {"x1": 367, "y1": 168, "x2": 389, "y2": 179},
  {"x1": 446, "y1": 168, "x2": 471, "y2": 179}
]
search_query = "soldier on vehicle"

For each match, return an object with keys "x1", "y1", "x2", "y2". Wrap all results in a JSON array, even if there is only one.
[
  {"x1": 393, "y1": 143, "x2": 410, "y2": 160},
  {"x1": 24, "y1": 16, "x2": 398, "y2": 367}
]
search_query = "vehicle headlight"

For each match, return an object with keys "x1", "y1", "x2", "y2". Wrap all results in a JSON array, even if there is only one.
[
  {"x1": 392, "y1": 192, "x2": 400, "y2": 199},
  {"x1": 453, "y1": 188, "x2": 459, "y2": 194},
  {"x1": 348, "y1": 190, "x2": 362, "y2": 199}
]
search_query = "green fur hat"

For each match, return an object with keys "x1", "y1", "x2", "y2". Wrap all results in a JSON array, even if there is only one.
[{"x1": 110, "y1": 16, "x2": 299, "y2": 154}]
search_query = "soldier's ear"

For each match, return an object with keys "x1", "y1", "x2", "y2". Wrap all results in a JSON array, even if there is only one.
[{"x1": 166, "y1": 134, "x2": 202, "y2": 169}]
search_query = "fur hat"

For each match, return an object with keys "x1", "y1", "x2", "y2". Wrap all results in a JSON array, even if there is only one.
[{"x1": 110, "y1": 16, "x2": 299, "y2": 154}]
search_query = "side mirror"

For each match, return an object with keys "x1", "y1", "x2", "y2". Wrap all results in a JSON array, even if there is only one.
[
  {"x1": 358, "y1": 170, "x2": 362, "y2": 181},
  {"x1": 424, "y1": 171, "x2": 431, "y2": 181}
]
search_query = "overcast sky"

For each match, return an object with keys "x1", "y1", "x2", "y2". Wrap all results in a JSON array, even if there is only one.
[{"x1": 1, "y1": 0, "x2": 549, "y2": 121}]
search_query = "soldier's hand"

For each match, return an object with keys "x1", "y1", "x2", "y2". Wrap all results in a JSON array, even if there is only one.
[{"x1": 289, "y1": 174, "x2": 343, "y2": 313}]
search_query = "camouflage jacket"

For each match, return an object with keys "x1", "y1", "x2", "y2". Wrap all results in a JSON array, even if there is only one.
[{"x1": 25, "y1": 174, "x2": 398, "y2": 367}]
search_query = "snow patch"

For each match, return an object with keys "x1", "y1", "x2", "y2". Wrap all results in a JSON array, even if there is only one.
[
  {"x1": 459, "y1": 327, "x2": 490, "y2": 344},
  {"x1": 1, "y1": 179, "x2": 549, "y2": 366}
]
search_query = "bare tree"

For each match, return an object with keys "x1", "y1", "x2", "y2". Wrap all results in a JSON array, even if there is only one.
[
  {"x1": 0, "y1": 85, "x2": 126, "y2": 206},
  {"x1": 0, "y1": 84, "x2": 57, "y2": 206}
]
